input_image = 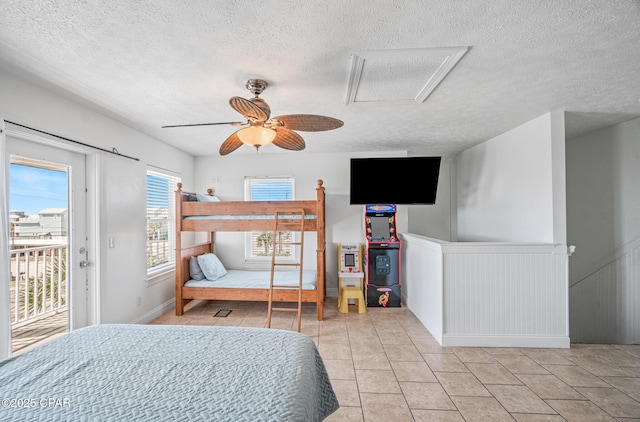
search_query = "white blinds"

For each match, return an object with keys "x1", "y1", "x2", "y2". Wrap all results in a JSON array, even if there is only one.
[{"x1": 146, "y1": 170, "x2": 179, "y2": 272}]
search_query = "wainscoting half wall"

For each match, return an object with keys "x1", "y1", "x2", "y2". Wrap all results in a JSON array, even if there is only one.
[{"x1": 401, "y1": 233, "x2": 570, "y2": 348}]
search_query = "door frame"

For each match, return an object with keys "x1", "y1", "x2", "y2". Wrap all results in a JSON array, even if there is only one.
[{"x1": 0, "y1": 120, "x2": 100, "y2": 358}]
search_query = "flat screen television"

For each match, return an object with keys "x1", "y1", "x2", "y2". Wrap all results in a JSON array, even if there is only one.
[{"x1": 350, "y1": 156, "x2": 441, "y2": 205}]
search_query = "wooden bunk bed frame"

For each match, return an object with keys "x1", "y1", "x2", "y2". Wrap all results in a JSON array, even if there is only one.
[{"x1": 175, "y1": 180, "x2": 326, "y2": 320}]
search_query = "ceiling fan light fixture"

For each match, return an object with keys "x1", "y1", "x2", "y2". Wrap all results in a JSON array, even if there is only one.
[
  {"x1": 237, "y1": 126, "x2": 276, "y2": 149},
  {"x1": 164, "y1": 79, "x2": 342, "y2": 155}
]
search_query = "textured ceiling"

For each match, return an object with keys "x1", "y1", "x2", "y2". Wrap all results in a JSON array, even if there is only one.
[{"x1": 1, "y1": 1, "x2": 640, "y2": 157}]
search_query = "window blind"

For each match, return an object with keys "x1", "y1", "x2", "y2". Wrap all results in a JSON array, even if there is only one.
[{"x1": 147, "y1": 170, "x2": 180, "y2": 273}]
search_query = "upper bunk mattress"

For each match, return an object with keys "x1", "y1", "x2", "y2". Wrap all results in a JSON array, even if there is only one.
[
  {"x1": 184, "y1": 214, "x2": 317, "y2": 220},
  {"x1": 185, "y1": 269, "x2": 317, "y2": 290}
]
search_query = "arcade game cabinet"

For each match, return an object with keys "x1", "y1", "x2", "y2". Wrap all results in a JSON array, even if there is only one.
[{"x1": 364, "y1": 204, "x2": 401, "y2": 307}]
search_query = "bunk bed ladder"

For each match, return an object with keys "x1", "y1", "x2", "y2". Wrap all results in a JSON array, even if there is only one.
[{"x1": 267, "y1": 209, "x2": 305, "y2": 332}]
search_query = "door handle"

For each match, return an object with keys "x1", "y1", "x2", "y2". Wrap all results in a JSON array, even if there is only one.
[{"x1": 79, "y1": 261, "x2": 92, "y2": 268}]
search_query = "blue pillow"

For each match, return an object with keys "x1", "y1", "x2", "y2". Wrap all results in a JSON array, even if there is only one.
[
  {"x1": 196, "y1": 193, "x2": 221, "y2": 202},
  {"x1": 189, "y1": 256, "x2": 205, "y2": 281},
  {"x1": 197, "y1": 253, "x2": 227, "y2": 281}
]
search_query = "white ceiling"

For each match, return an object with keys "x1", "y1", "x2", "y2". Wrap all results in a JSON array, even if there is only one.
[{"x1": 1, "y1": 1, "x2": 639, "y2": 157}]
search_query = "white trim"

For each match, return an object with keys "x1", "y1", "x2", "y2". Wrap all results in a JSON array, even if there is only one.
[
  {"x1": 5, "y1": 124, "x2": 94, "y2": 155},
  {"x1": 441, "y1": 243, "x2": 558, "y2": 254},
  {"x1": 87, "y1": 153, "x2": 101, "y2": 326},
  {"x1": 570, "y1": 235, "x2": 640, "y2": 287},
  {"x1": 0, "y1": 119, "x2": 12, "y2": 360},
  {"x1": 346, "y1": 47, "x2": 469, "y2": 105},
  {"x1": 146, "y1": 268, "x2": 174, "y2": 286},
  {"x1": 326, "y1": 287, "x2": 339, "y2": 298},
  {"x1": 129, "y1": 299, "x2": 175, "y2": 324},
  {"x1": 400, "y1": 233, "x2": 560, "y2": 254},
  {"x1": 3, "y1": 122, "x2": 100, "y2": 332},
  {"x1": 147, "y1": 164, "x2": 180, "y2": 177},
  {"x1": 442, "y1": 334, "x2": 571, "y2": 349}
]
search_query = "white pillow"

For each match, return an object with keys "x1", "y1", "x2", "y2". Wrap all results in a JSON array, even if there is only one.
[
  {"x1": 196, "y1": 193, "x2": 221, "y2": 202},
  {"x1": 197, "y1": 253, "x2": 227, "y2": 281}
]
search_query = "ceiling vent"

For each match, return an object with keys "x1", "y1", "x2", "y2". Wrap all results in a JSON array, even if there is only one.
[{"x1": 345, "y1": 47, "x2": 469, "y2": 105}]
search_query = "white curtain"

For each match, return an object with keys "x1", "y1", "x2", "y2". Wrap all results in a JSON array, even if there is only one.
[{"x1": 0, "y1": 119, "x2": 11, "y2": 359}]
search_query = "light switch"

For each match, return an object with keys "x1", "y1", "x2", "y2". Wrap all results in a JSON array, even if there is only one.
[{"x1": 109, "y1": 237, "x2": 115, "y2": 248}]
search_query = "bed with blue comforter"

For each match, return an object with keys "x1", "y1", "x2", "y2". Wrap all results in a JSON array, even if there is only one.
[{"x1": 0, "y1": 324, "x2": 338, "y2": 421}]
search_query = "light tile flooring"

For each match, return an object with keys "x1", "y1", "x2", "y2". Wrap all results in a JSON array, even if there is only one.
[{"x1": 151, "y1": 300, "x2": 640, "y2": 421}]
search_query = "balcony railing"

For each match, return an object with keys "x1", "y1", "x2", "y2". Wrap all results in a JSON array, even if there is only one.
[
  {"x1": 147, "y1": 239, "x2": 170, "y2": 269},
  {"x1": 10, "y1": 244, "x2": 67, "y2": 327}
]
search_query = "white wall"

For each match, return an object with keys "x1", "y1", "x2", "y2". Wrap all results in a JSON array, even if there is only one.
[
  {"x1": 567, "y1": 117, "x2": 640, "y2": 343},
  {"x1": 0, "y1": 69, "x2": 195, "y2": 326},
  {"x1": 400, "y1": 233, "x2": 444, "y2": 342},
  {"x1": 195, "y1": 150, "x2": 418, "y2": 295},
  {"x1": 407, "y1": 157, "x2": 455, "y2": 241},
  {"x1": 456, "y1": 111, "x2": 566, "y2": 243}
]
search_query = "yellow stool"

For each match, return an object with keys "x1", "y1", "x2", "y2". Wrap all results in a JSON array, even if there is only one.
[
  {"x1": 339, "y1": 286, "x2": 366, "y2": 313},
  {"x1": 338, "y1": 273, "x2": 366, "y2": 314}
]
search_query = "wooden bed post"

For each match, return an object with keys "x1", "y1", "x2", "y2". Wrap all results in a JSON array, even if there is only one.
[
  {"x1": 316, "y1": 179, "x2": 326, "y2": 321},
  {"x1": 175, "y1": 182, "x2": 185, "y2": 316}
]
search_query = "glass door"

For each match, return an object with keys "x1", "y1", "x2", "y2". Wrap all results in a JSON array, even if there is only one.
[{"x1": 5, "y1": 137, "x2": 88, "y2": 355}]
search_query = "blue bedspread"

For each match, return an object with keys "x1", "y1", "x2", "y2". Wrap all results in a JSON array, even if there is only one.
[
  {"x1": 185, "y1": 269, "x2": 317, "y2": 290},
  {"x1": 0, "y1": 324, "x2": 339, "y2": 421}
]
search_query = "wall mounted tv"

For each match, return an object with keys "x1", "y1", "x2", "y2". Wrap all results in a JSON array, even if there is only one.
[{"x1": 350, "y1": 156, "x2": 441, "y2": 205}]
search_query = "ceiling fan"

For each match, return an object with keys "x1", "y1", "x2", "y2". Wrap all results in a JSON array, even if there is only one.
[{"x1": 162, "y1": 79, "x2": 344, "y2": 155}]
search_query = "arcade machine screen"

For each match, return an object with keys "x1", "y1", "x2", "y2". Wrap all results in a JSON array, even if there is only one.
[
  {"x1": 370, "y1": 216, "x2": 391, "y2": 241},
  {"x1": 344, "y1": 253, "x2": 355, "y2": 267}
]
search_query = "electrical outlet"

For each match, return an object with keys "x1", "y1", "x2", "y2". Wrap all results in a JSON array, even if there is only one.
[
  {"x1": 211, "y1": 176, "x2": 222, "y2": 183},
  {"x1": 136, "y1": 296, "x2": 141, "y2": 306}
]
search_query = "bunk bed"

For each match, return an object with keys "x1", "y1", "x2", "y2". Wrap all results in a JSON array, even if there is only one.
[{"x1": 175, "y1": 180, "x2": 327, "y2": 320}]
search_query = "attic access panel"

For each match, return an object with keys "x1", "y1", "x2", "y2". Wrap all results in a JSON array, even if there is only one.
[{"x1": 345, "y1": 47, "x2": 468, "y2": 104}]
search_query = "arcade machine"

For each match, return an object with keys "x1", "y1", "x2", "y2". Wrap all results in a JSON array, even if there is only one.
[
  {"x1": 338, "y1": 243, "x2": 364, "y2": 280},
  {"x1": 364, "y1": 204, "x2": 401, "y2": 307}
]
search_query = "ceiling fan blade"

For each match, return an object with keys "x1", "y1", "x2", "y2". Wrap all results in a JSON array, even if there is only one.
[
  {"x1": 271, "y1": 114, "x2": 344, "y2": 132},
  {"x1": 229, "y1": 96, "x2": 269, "y2": 121},
  {"x1": 272, "y1": 128, "x2": 306, "y2": 151},
  {"x1": 219, "y1": 131, "x2": 244, "y2": 155},
  {"x1": 162, "y1": 121, "x2": 245, "y2": 128}
]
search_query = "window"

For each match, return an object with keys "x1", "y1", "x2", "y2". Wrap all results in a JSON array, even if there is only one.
[
  {"x1": 244, "y1": 177, "x2": 294, "y2": 260},
  {"x1": 146, "y1": 170, "x2": 180, "y2": 276}
]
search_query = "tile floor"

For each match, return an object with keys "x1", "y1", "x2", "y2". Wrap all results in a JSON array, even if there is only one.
[{"x1": 150, "y1": 299, "x2": 640, "y2": 422}]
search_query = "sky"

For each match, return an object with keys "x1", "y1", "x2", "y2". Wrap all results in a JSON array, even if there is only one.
[{"x1": 9, "y1": 163, "x2": 68, "y2": 216}]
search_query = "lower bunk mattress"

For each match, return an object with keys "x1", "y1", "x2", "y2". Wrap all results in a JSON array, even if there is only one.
[
  {"x1": 0, "y1": 324, "x2": 338, "y2": 421},
  {"x1": 185, "y1": 269, "x2": 317, "y2": 290}
]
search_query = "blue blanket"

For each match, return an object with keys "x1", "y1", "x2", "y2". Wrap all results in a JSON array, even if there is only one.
[{"x1": 0, "y1": 324, "x2": 338, "y2": 421}]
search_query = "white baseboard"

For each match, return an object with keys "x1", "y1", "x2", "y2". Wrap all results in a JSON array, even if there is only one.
[
  {"x1": 442, "y1": 334, "x2": 570, "y2": 349},
  {"x1": 130, "y1": 299, "x2": 175, "y2": 325},
  {"x1": 326, "y1": 287, "x2": 339, "y2": 297}
]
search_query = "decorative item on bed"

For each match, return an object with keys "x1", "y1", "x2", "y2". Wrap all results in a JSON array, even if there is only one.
[
  {"x1": 175, "y1": 180, "x2": 327, "y2": 320},
  {"x1": 0, "y1": 324, "x2": 339, "y2": 421}
]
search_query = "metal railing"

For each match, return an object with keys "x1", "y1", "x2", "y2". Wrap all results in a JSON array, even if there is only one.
[{"x1": 9, "y1": 245, "x2": 67, "y2": 327}]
